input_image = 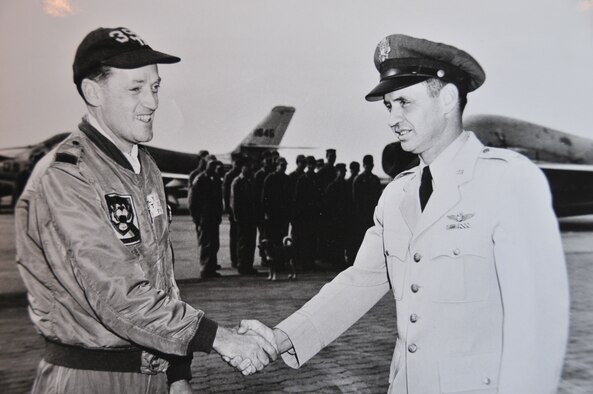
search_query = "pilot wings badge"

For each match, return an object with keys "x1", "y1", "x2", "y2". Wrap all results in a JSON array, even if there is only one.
[{"x1": 446, "y1": 212, "x2": 475, "y2": 230}]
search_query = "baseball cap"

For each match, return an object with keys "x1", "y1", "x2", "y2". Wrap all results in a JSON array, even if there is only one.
[
  {"x1": 73, "y1": 27, "x2": 180, "y2": 85},
  {"x1": 365, "y1": 34, "x2": 485, "y2": 101}
]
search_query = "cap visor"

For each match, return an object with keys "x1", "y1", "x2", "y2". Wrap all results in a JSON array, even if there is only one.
[
  {"x1": 103, "y1": 47, "x2": 180, "y2": 69},
  {"x1": 365, "y1": 76, "x2": 430, "y2": 102}
]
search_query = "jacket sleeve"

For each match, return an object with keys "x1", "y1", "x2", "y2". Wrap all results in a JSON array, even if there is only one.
[
  {"x1": 276, "y1": 189, "x2": 391, "y2": 368},
  {"x1": 493, "y1": 160, "x2": 569, "y2": 393},
  {"x1": 35, "y1": 164, "x2": 217, "y2": 356}
]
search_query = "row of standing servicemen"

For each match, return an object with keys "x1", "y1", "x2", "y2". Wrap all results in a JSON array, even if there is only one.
[{"x1": 187, "y1": 149, "x2": 383, "y2": 279}]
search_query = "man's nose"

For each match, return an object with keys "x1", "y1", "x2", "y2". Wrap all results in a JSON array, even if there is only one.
[
  {"x1": 388, "y1": 107, "x2": 403, "y2": 127},
  {"x1": 142, "y1": 90, "x2": 158, "y2": 110}
]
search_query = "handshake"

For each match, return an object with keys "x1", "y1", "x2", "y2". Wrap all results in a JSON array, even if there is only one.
[{"x1": 213, "y1": 320, "x2": 292, "y2": 376}]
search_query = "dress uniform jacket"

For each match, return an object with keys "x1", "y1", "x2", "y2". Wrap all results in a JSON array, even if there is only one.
[
  {"x1": 15, "y1": 119, "x2": 217, "y2": 376},
  {"x1": 276, "y1": 132, "x2": 569, "y2": 393}
]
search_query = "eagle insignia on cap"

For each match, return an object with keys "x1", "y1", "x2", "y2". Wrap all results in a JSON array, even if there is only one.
[{"x1": 378, "y1": 38, "x2": 391, "y2": 63}]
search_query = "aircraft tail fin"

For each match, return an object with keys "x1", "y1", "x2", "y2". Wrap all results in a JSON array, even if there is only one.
[{"x1": 237, "y1": 106, "x2": 295, "y2": 149}]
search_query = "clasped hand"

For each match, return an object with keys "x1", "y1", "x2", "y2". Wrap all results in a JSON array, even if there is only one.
[{"x1": 212, "y1": 320, "x2": 279, "y2": 375}]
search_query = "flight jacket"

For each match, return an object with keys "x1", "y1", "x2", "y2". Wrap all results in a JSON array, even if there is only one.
[{"x1": 15, "y1": 118, "x2": 217, "y2": 375}]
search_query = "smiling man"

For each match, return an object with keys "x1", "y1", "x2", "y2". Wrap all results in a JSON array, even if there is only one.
[
  {"x1": 241, "y1": 34, "x2": 570, "y2": 393},
  {"x1": 15, "y1": 27, "x2": 276, "y2": 393}
]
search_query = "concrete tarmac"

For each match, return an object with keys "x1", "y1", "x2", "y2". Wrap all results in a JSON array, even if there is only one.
[{"x1": 0, "y1": 212, "x2": 591, "y2": 393}]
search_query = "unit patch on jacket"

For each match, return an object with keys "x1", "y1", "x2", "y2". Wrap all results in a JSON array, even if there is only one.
[{"x1": 105, "y1": 193, "x2": 141, "y2": 245}]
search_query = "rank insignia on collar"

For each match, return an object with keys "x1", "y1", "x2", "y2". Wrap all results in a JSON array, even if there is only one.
[
  {"x1": 446, "y1": 212, "x2": 474, "y2": 230},
  {"x1": 105, "y1": 193, "x2": 141, "y2": 245},
  {"x1": 378, "y1": 38, "x2": 391, "y2": 63}
]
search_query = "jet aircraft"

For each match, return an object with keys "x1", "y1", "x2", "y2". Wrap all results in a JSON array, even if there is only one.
[
  {"x1": 0, "y1": 106, "x2": 295, "y2": 209},
  {"x1": 381, "y1": 114, "x2": 593, "y2": 217}
]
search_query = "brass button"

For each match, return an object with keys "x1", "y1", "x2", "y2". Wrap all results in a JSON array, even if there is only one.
[
  {"x1": 413, "y1": 253, "x2": 422, "y2": 262},
  {"x1": 385, "y1": 250, "x2": 390, "y2": 256},
  {"x1": 410, "y1": 314, "x2": 418, "y2": 323},
  {"x1": 483, "y1": 377, "x2": 491, "y2": 385},
  {"x1": 483, "y1": 148, "x2": 490, "y2": 153},
  {"x1": 408, "y1": 344, "x2": 418, "y2": 353},
  {"x1": 453, "y1": 249, "x2": 460, "y2": 256},
  {"x1": 411, "y1": 284, "x2": 419, "y2": 293}
]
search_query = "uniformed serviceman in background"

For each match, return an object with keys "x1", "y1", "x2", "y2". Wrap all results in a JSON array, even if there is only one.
[
  {"x1": 223, "y1": 153, "x2": 243, "y2": 268},
  {"x1": 231, "y1": 158, "x2": 260, "y2": 275},
  {"x1": 323, "y1": 163, "x2": 349, "y2": 268},
  {"x1": 262, "y1": 157, "x2": 291, "y2": 259},
  {"x1": 292, "y1": 155, "x2": 322, "y2": 270},
  {"x1": 352, "y1": 154, "x2": 382, "y2": 250},
  {"x1": 15, "y1": 26, "x2": 276, "y2": 393},
  {"x1": 316, "y1": 148, "x2": 337, "y2": 262},
  {"x1": 189, "y1": 159, "x2": 224, "y2": 278},
  {"x1": 239, "y1": 34, "x2": 569, "y2": 394},
  {"x1": 287, "y1": 154, "x2": 307, "y2": 230},
  {"x1": 345, "y1": 160, "x2": 360, "y2": 265}
]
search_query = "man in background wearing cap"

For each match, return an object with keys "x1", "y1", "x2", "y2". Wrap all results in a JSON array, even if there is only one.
[
  {"x1": 15, "y1": 27, "x2": 276, "y2": 393},
  {"x1": 239, "y1": 34, "x2": 569, "y2": 393}
]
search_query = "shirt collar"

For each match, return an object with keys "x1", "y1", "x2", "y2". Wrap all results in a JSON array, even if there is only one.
[
  {"x1": 85, "y1": 114, "x2": 141, "y2": 174},
  {"x1": 419, "y1": 131, "x2": 469, "y2": 189}
]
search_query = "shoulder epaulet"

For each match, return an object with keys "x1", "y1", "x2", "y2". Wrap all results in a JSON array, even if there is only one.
[
  {"x1": 54, "y1": 136, "x2": 82, "y2": 166},
  {"x1": 478, "y1": 146, "x2": 525, "y2": 162},
  {"x1": 394, "y1": 170, "x2": 414, "y2": 180}
]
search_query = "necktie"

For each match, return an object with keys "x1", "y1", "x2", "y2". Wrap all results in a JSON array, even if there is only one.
[{"x1": 419, "y1": 166, "x2": 433, "y2": 211}]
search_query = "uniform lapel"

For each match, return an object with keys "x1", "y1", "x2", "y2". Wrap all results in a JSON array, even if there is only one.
[
  {"x1": 412, "y1": 133, "x2": 484, "y2": 240},
  {"x1": 399, "y1": 168, "x2": 421, "y2": 233}
]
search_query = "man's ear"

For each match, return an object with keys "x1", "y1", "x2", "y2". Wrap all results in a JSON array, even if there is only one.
[
  {"x1": 81, "y1": 78, "x2": 102, "y2": 107},
  {"x1": 439, "y1": 83, "x2": 459, "y2": 114}
]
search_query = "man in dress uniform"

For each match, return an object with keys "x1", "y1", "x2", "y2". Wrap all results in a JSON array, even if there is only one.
[
  {"x1": 240, "y1": 34, "x2": 569, "y2": 393},
  {"x1": 15, "y1": 27, "x2": 276, "y2": 393}
]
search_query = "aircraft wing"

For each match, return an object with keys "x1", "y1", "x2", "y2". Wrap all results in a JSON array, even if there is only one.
[{"x1": 534, "y1": 162, "x2": 593, "y2": 217}]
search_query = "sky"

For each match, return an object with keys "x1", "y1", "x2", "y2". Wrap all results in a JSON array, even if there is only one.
[{"x1": 1, "y1": 0, "x2": 592, "y2": 175}]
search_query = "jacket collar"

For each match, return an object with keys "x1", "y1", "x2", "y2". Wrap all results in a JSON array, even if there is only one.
[
  {"x1": 78, "y1": 117, "x2": 135, "y2": 172},
  {"x1": 399, "y1": 132, "x2": 484, "y2": 238}
]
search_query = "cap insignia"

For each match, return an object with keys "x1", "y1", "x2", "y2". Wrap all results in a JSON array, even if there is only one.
[{"x1": 378, "y1": 38, "x2": 391, "y2": 63}]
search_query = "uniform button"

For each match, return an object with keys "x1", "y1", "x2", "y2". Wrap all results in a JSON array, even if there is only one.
[
  {"x1": 408, "y1": 344, "x2": 418, "y2": 353},
  {"x1": 413, "y1": 253, "x2": 422, "y2": 262},
  {"x1": 453, "y1": 248, "x2": 460, "y2": 256},
  {"x1": 411, "y1": 284, "x2": 419, "y2": 293},
  {"x1": 483, "y1": 148, "x2": 490, "y2": 153},
  {"x1": 410, "y1": 313, "x2": 418, "y2": 323},
  {"x1": 385, "y1": 250, "x2": 390, "y2": 256},
  {"x1": 483, "y1": 377, "x2": 491, "y2": 385}
]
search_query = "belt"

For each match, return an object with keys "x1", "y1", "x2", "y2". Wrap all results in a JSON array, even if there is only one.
[{"x1": 44, "y1": 339, "x2": 143, "y2": 373}]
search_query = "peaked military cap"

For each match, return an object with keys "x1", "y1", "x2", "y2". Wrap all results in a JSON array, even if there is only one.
[{"x1": 365, "y1": 34, "x2": 485, "y2": 101}]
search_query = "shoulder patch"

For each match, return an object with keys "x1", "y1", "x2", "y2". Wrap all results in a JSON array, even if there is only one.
[
  {"x1": 105, "y1": 193, "x2": 142, "y2": 245},
  {"x1": 55, "y1": 152, "x2": 78, "y2": 165}
]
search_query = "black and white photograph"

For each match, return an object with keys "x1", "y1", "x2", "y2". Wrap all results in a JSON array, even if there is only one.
[{"x1": 1, "y1": 0, "x2": 592, "y2": 393}]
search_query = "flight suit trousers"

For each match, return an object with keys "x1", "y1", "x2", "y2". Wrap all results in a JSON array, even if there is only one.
[{"x1": 32, "y1": 360, "x2": 167, "y2": 394}]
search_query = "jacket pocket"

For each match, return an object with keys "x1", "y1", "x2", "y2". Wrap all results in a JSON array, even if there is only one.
[
  {"x1": 439, "y1": 353, "x2": 499, "y2": 393},
  {"x1": 430, "y1": 243, "x2": 491, "y2": 303}
]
